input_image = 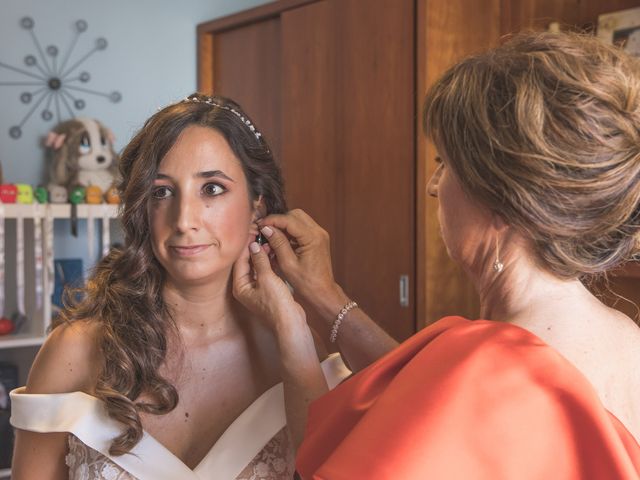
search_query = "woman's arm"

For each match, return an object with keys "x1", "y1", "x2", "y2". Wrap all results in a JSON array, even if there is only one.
[
  {"x1": 233, "y1": 240, "x2": 328, "y2": 449},
  {"x1": 12, "y1": 431, "x2": 69, "y2": 479},
  {"x1": 258, "y1": 209, "x2": 398, "y2": 372},
  {"x1": 11, "y1": 321, "x2": 100, "y2": 479}
]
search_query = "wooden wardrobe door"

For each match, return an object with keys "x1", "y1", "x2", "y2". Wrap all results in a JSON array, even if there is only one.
[
  {"x1": 281, "y1": 0, "x2": 416, "y2": 341},
  {"x1": 338, "y1": 0, "x2": 416, "y2": 341},
  {"x1": 200, "y1": 0, "x2": 417, "y2": 342},
  {"x1": 207, "y1": 17, "x2": 283, "y2": 162},
  {"x1": 280, "y1": 2, "x2": 344, "y2": 341},
  {"x1": 280, "y1": 1, "x2": 340, "y2": 269}
]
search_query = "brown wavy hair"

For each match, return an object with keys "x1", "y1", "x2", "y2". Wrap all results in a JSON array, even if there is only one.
[
  {"x1": 423, "y1": 31, "x2": 640, "y2": 278},
  {"x1": 56, "y1": 93, "x2": 287, "y2": 455}
]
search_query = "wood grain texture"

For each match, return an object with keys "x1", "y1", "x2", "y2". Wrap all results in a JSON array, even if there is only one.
[
  {"x1": 212, "y1": 18, "x2": 282, "y2": 161},
  {"x1": 197, "y1": 31, "x2": 214, "y2": 93},
  {"x1": 280, "y1": 1, "x2": 341, "y2": 338},
  {"x1": 419, "y1": 0, "x2": 501, "y2": 327},
  {"x1": 338, "y1": 0, "x2": 416, "y2": 341},
  {"x1": 280, "y1": 1, "x2": 338, "y2": 266},
  {"x1": 199, "y1": 0, "x2": 417, "y2": 341},
  {"x1": 197, "y1": 0, "x2": 315, "y2": 34},
  {"x1": 501, "y1": 0, "x2": 640, "y2": 34}
]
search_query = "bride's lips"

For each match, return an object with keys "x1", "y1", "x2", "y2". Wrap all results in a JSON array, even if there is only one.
[{"x1": 169, "y1": 244, "x2": 211, "y2": 257}]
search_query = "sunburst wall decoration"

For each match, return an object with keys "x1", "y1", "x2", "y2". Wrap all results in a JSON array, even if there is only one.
[{"x1": 0, "y1": 16, "x2": 122, "y2": 139}]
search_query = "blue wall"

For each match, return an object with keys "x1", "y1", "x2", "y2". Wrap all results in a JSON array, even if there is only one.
[{"x1": 0, "y1": 0, "x2": 274, "y2": 185}]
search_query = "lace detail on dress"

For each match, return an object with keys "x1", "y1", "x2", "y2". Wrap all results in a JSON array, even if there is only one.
[
  {"x1": 235, "y1": 427, "x2": 295, "y2": 480},
  {"x1": 66, "y1": 435, "x2": 136, "y2": 480},
  {"x1": 64, "y1": 429, "x2": 295, "y2": 480}
]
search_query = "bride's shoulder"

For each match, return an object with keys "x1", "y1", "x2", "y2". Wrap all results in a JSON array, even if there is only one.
[{"x1": 25, "y1": 319, "x2": 102, "y2": 395}]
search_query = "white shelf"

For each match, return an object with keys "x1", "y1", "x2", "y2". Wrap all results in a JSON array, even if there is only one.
[
  {"x1": 0, "y1": 203, "x2": 122, "y2": 477},
  {"x1": 1, "y1": 203, "x2": 120, "y2": 219},
  {"x1": 0, "y1": 333, "x2": 46, "y2": 349}
]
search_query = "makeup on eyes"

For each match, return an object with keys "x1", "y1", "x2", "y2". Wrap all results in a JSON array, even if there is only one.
[{"x1": 151, "y1": 176, "x2": 230, "y2": 200}]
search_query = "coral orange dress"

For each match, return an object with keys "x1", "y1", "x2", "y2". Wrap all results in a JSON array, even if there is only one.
[{"x1": 297, "y1": 317, "x2": 640, "y2": 479}]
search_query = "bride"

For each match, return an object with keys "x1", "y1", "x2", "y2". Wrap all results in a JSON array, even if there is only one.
[{"x1": 10, "y1": 94, "x2": 352, "y2": 480}]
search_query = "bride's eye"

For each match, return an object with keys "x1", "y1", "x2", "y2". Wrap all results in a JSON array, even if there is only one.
[
  {"x1": 152, "y1": 186, "x2": 173, "y2": 199},
  {"x1": 203, "y1": 183, "x2": 226, "y2": 197}
]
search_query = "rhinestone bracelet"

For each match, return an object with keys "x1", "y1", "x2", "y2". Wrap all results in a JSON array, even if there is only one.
[{"x1": 329, "y1": 300, "x2": 359, "y2": 343}]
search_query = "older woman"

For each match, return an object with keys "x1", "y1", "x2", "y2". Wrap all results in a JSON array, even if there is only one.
[{"x1": 252, "y1": 31, "x2": 640, "y2": 478}]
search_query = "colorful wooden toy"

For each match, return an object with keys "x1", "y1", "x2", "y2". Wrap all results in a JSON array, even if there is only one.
[
  {"x1": 0, "y1": 184, "x2": 17, "y2": 203},
  {"x1": 34, "y1": 186, "x2": 49, "y2": 203},
  {"x1": 105, "y1": 185, "x2": 120, "y2": 204},
  {"x1": 48, "y1": 185, "x2": 68, "y2": 203},
  {"x1": 86, "y1": 185, "x2": 103, "y2": 204},
  {"x1": 0, "y1": 317, "x2": 14, "y2": 336},
  {"x1": 16, "y1": 184, "x2": 33, "y2": 204},
  {"x1": 69, "y1": 186, "x2": 86, "y2": 205}
]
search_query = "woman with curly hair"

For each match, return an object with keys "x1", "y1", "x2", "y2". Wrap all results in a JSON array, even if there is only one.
[{"x1": 9, "y1": 94, "x2": 352, "y2": 479}]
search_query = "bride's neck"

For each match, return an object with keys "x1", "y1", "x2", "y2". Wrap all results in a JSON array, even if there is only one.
[{"x1": 163, "y1": 275, "x2": 241, "y2": 339}]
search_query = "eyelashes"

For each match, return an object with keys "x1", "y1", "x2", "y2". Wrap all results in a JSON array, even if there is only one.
[
  {"x1": 202, "y1": 183, "x2": 226, "y2": 196},
  {"x1": 151, "y1": 182, "x2": 228, "y2": 200}
]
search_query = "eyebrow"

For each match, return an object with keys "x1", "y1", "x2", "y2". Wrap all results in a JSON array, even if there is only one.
[{"x1": 155, "y1": 170, "x2": 235, "y2": 182}]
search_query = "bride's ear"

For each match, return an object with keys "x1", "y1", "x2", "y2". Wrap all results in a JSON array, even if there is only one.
[{"x1": 252, "y1": 195, "x2": 266, "y2": 221}]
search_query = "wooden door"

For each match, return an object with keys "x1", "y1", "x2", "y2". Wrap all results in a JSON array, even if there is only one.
[
  {"x1": 199, "y1": 14, "x2": 283, "y2": 163},
  {"x1": 199, "y1": 0, "x2": 417, "y2": 341}
]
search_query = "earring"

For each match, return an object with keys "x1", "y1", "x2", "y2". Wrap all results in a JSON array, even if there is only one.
[
  {"x1": 256, "y1": 232, "x2": 267, "y2": 246},
  {"x1": 493, "y1": 236, "x2": 504, "y2": 273}
]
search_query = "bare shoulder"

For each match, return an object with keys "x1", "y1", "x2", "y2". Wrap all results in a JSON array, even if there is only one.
[
  {"x1": 26, "y1": 320, "x2": 102, "y2": 395},
  {"x1": 609, "y1": 311, "x2": 640, "y2": 364}
]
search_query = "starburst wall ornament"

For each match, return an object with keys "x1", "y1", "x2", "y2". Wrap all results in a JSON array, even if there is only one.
[{"x1": 0, "y1": 17, "x2": 122, "y2": 139}]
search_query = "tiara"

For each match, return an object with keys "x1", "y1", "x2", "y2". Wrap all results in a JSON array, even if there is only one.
[{"x1": 183, "y1": 95, "x2": 262, "y2": 140}]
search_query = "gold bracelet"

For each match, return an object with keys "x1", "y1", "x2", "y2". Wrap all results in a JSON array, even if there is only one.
[{"x1": 329, "y1": 300, "x2": 358, "y2": 343}]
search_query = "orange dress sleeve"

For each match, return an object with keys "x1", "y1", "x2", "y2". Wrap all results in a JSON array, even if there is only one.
[{"x1": 296, "y1": 317, "x2": 640, "y2": 479}]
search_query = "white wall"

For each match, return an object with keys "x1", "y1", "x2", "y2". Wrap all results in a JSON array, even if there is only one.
[{"x1": 0, "y1": 0, "x2": 274, "y2": 185}]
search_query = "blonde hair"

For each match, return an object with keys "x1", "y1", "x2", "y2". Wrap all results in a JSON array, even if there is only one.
[{"x1": 424, "y1": 31, "x2": 640, "y2": 278}]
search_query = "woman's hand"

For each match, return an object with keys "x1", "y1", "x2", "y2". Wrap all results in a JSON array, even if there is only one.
[
  {"x1": 259, "y1": 209, "x2": 399, "y2": 372},
  {"x1": 257, "y1": 209, "x2": 346, "y2": 313},
  {"x1": 233, "y1": 236, "x2": 329, "y2": 450},
  {"x1": 232, "y1": 238, "x2": 305, "y2": 332}
]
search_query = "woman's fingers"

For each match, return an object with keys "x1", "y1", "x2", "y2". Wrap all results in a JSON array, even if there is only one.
[
  {"x1": 232, "y1": 243, "x2": 253, "y2": 296},
  {"x1": 260, "y1": 226, "x2": 297, "y2": 269},
  {"x1": 248, "y1": 241, "x2": 274, "y2": 277},
  {"x1": 259, "y1": 209, "x2": 316, "y2": 243}
]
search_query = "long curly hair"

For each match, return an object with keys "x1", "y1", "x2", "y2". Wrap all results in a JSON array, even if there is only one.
[
  {"x1": 423, "y1": 31, "x2": 640, "y2": 278},
  {"x1": 56, "y1": 93, "x2": 286, "y2": 455}
]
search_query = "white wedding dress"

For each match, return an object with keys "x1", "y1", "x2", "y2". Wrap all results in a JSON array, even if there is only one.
[{"x1": 11, "y1": 354, "x2": 350, "y2": 480}]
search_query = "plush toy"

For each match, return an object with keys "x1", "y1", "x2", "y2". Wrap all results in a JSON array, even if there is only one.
[{"x1": 46, "y1": 118, "x2": 119, "y2": 194}]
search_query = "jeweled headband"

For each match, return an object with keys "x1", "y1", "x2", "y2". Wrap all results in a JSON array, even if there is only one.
[{"x1": 183, "y1": 94, "x2": 263, "y2": 141}]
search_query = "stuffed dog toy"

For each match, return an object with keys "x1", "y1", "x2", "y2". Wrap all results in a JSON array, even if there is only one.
[{"x1": 46, "y1": 118, "x2": 118, "y2": 193}]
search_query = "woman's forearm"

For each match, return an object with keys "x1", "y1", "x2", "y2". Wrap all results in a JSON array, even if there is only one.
[
  {"x1": 312, "y1": 284, "x2": 399, "y2": 373},
  {"x1": 276, "y1": 314, "x2": 329, "y2": 449}
]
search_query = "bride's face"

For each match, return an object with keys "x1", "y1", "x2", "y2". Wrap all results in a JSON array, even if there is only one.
[{"x1": 149, "y1": 125, "x2": 258, "y2": 287}]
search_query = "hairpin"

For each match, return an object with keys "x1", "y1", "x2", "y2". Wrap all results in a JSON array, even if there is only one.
[{"x1": 183, "y1": 95, "x2": 263, "y2": 141}]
